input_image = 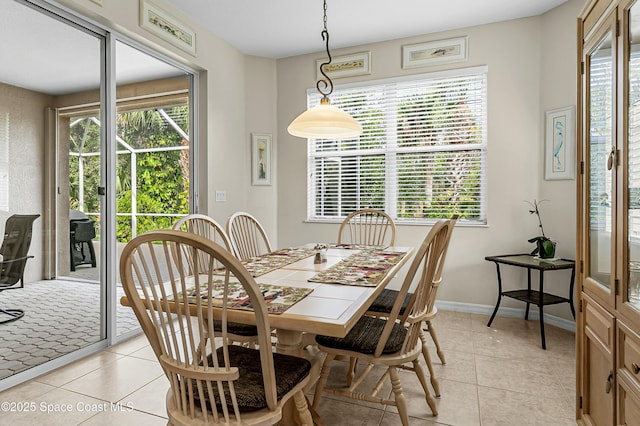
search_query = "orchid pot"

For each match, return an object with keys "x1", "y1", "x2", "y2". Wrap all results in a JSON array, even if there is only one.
[{"x1": 528, "y1": 236, "x2": 557, "y2": 259}]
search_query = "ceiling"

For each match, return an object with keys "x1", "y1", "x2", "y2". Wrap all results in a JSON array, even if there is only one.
[
  {"x1": 167, "y1": 0, "x2": 569, "y2": 59},
  {"x1": 0, "y1": 1, "x2": 184, "y2": 95},
  {"x1": 0, "y1": 0, "x2": 568, "y2": 95}
]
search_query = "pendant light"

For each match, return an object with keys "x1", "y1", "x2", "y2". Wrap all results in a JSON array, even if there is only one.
[{"x1": 287, "y1": 0, "x2": 363, "y2": 140}]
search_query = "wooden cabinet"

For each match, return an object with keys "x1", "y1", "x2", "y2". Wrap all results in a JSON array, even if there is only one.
[
  {"x1": 617, "y1": 321, "x2": 640, "y2": 423},
  {"x1": 581, "y1": 294, "x2": 615, "y2": 424},
  {"x1": 578, "y1": 0, "x2": 640, "y2": 424}
]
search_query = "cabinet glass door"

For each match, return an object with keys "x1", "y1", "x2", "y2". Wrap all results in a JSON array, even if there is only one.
[
  {"x1": 587, "y1": 30, "x2": 615, "y2": 296},
  {"x1": 628, "y1": 1, "x2": 640, "y2": 311}
]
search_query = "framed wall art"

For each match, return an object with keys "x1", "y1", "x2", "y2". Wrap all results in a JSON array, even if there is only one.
[
  {"x1": 251, "y1": 133, "x2": 272, "y2": 186},
  {"x1": 545, "y1": 106, "x2": 575, "y2": 180},
  {"x1": 140, "y1": 0, "x2": 196, "y2": 56},
  {"x1": 316, "y1": 51, "x2": 371, "y2": 80},
  {"x1": 402, "y1": 36, "x2": 468, "y2": 69}
]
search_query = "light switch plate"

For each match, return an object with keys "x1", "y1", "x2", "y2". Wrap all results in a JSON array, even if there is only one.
[{"x1": 215, "y1": 190, "x2": 227, "y2": 202}]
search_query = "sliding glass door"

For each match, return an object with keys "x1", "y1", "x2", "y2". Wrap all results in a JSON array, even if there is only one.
[
  {"x1": 0, "y1": 0, "x2": 197, "y2": 387},
  {"x1": 0, "y1": 0, "x2": 106, "y2": 383},
  {"x1": 114, "y1": 41, "x2": 192, "y2": 338}
]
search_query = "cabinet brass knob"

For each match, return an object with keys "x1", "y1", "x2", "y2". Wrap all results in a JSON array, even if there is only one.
[
  {"x1": 632, "y1": 363, "x2": 640, "y2": 374},
  {"x1": 606, "y1": 371, "x2": 613, "y2": 394}
]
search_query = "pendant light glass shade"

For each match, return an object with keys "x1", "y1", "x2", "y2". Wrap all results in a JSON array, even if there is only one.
[{"x1": 287, "y1": 98, "x2": 362, "y2": 139}]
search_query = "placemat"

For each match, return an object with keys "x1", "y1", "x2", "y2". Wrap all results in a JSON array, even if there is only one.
[
  {"x1": 172, "y1": 280, "x2": 313, "y2": 314},
  {"x1": 308, "y1": 249, "x2": 407, "y2": 287},
  {"x1": 241, "y1": 247, "x2": 316, "y2": 277},
  {"x1": 332, "y1": 243, "x2": 388, "y2": 250}
]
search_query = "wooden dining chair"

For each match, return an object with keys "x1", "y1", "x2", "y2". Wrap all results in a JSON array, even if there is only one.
[
  {"x1": 338, "y1": 209, "x2": 396, "y2": 386},
  {"x1": 337, "y1": 209, "x2": 396, "y2": 247},
  {"x1": 120, "y1": 230, "x2": 314, "y2": 425},
  {"x1": 173, "y1": 214, "x2": 233, "y2": 254},
  {"x1": 226, "y1": 212, "x2": 273, "y2": 260},
  {"x1": 312, "y1": 218, "x2": 455, "y2": 423},
  {"x1": 173, "y1": 214, "x2": 259, "y2": 346},
  {"x1": 362, "y1": 215, "x2": 457, "y2": 397}
]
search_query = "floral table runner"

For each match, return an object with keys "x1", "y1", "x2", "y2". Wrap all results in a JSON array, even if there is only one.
[
  {"x1": 172, "y1": 280, "x2": 313, "y2": 314},
  {"x1": 308, "y1": 249, "x2": 407, "y2": 287},
  {"x1": 240, "y1": 247, "x2": 316, "y2": 277}
]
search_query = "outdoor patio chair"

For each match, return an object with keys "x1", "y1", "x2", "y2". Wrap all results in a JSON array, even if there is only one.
[
  {"x1": 0, "y1": 214, "x2": 40, "y2": 324},
  {"x1": 312, "y1": 218, "x2": 456, "y2": 423},
  {"x1": 69, "y1": 210, "x2": 97, "y2": 271},
  {"x1": 226, "y1": 212, "x2": 272, "y2": 260},
  {"x1": 120, "y1": 230, "x2": 313, "y2": 425}
]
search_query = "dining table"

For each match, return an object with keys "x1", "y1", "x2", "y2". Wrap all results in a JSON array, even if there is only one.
[
  {"x1": 241, "y1": 244, "x2": 414, "y2": 354},
  {"x1": 120, "y1": 242, "x2": 414, "y2": 425},
  {"x1": 223, "y1": 243, "x2": 414, "y2": 425}
]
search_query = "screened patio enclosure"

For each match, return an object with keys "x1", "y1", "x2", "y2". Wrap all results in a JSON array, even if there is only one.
[{"x1": 68, "y1": 104, "x2": 190, "y2": 269}]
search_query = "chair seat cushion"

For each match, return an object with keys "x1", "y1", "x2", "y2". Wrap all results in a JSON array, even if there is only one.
[
  {"x1": 195, "y1": 344, "x2": 310, "y2": 412},
  {"x1": 368, "y1": 289, "x2": 411, "y2": 315},
  {"x1": 213, "y1": 319, "x2": 258, "y2": 337},
  {"x1": 315, "y1": 315, "x2": 407, "y2": 355}
]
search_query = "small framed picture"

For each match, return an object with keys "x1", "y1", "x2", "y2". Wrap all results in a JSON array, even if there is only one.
[
  {"x1": 316, "y1": 51, "x2": 371, "y2": 80},
  {"x1": 402, "y1": 36, "x2": 468, "y2": 69},
  {"x1": 251, "y1": 133, "x2": 272, "y2": 186},
  {"x1": 140, "y1": 0, "x2": 196, "y2": 56},
  {"x1": 545, "y1": 106, "x2": 575, "y2": 180}
]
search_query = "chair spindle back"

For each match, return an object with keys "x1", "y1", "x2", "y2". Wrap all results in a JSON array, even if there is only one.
[
  {"x1": 338, "y1": 209, "x2": 396, "y2": 247},
  {"x1": 226, "y1": 212, "x2": 272, "y2": 260}
]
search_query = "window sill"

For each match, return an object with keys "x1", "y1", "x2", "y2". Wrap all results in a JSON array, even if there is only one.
[{"x1": 304, "y1": 218, "x2": 488, "y2": 227}]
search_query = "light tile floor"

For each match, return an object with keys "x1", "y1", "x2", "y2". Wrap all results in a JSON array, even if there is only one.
[{"x1": 0, "y1": 310, "x2": 577, "y2": 425}]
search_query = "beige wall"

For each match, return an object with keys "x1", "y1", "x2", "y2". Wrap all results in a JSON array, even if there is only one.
[
  {"x1": 57, "y1": 0, "x2": 582, "y2": 321},
  {"x1": 540, "y1": 0, "x2": 581, "y2": 272},
  {"x1": 0, "y1": 83, "x2": 50, "y2": 282},
  {"x1": 244, "y1": 56, "x2": 278, "y2": 243},
  {"x1": 56, "y1": 0, "x2": 274, "y2": 237},
  {"x1": 276, "y1": 0, "x2": 583, "y2": 321}
]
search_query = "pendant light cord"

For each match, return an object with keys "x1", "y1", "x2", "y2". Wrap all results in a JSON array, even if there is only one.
[{"x1": 317, "y1": 0, "x2": 333, "y2": 100}]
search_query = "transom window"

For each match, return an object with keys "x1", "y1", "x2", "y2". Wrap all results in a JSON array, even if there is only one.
[{"x1": 307, "y1": 67, "x2": 488, "y2": 225}]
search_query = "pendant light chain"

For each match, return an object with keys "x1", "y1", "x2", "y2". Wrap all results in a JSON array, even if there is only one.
[
  {"x1": 323, "y1": 0, "x2": 328, "y2": 32},
  {"x1": 317, "y1": 0, "x2": 333, "y2": 100}
]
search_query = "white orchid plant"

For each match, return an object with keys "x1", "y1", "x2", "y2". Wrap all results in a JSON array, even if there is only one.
[{"x1": 526, "y1": 199, "x2": 555, "y2": 258}]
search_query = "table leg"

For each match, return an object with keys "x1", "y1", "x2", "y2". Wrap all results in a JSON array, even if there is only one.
[
  {"x1": 538, "y1": 271, "x2": 546, "y2": 350},
  {"x1": 276, "y1": 329, "x2": 324, "y2": 390},
  {"x1": 275, "y1": 329, "x2": 325, "y2": 426},
  {"x1": 525, "y1": 268, "x2": 532, "y2": 320},
  {"x1": 276, "y1": 329, "x2": 305, "y2": 354},
  {"x1": 487, "y1": 263, "x2": 502, "y2": 327}
]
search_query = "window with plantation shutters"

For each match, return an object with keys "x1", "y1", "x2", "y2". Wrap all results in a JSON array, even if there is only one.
[
  {"x1": 588, "y1": 52, "x2": 613, "y2": 234},
  {"x1": 307, "y1": 66, "x2": 488, "y2": 224}
]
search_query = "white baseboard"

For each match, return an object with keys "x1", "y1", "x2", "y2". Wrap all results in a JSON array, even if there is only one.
[{"x1": 435, "y1": 300, "x2": 576, "y2": 333}]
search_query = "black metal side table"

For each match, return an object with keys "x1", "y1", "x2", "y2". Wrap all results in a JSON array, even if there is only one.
[{"x1": 485, "y1": 254, "x2": 575, "y2": 349}]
